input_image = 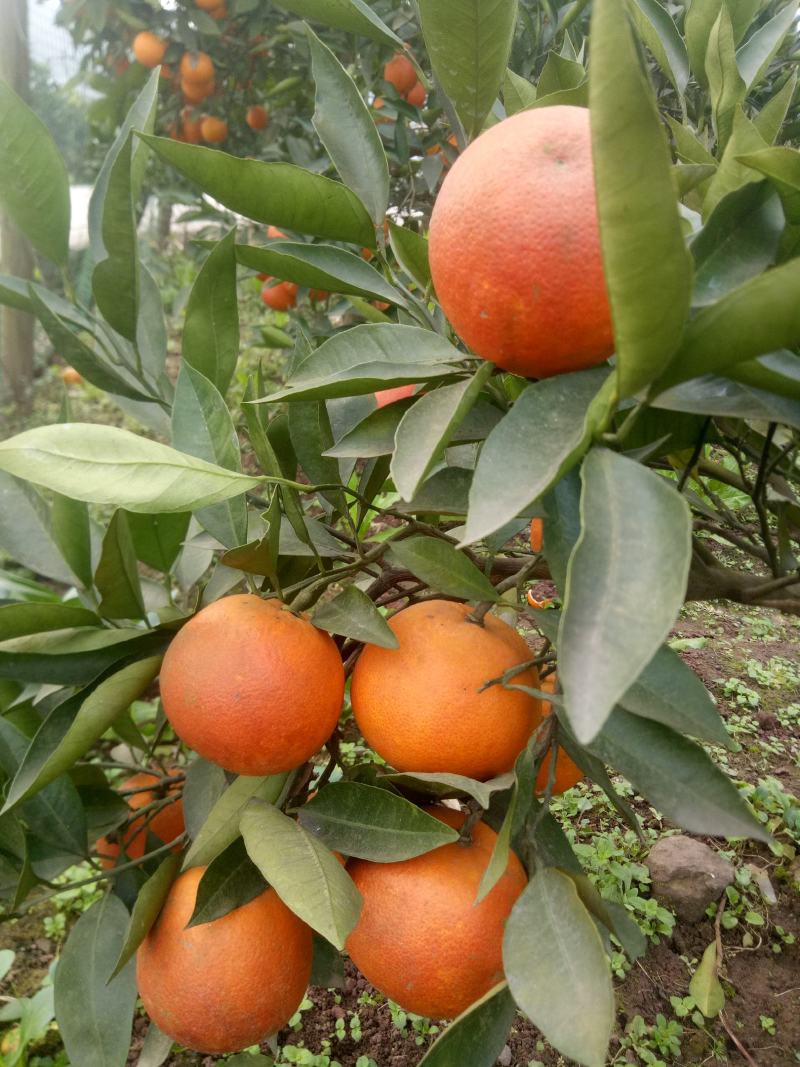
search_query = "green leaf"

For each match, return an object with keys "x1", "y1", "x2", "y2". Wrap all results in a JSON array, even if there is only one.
[
  {"x1": 92, "y1": 134, "x2": 139, "y2": 341},
  {"x1": 94, "y1": 511, "x2": 146, "y2": 620},
  {"x1": 706, "y1": 5, "x2": 746, "y2": 150},
  {"x1": 626, "y1": 0, "x2": 690, "y2": 95},
  {"x1": 187, "y1": 837, "x2": 267, "y2": 927},
  {"x1": 653, "y1": 373, "x2": 800, "y2": 430},
  {"x1": 53, "y1": 894, "x2": 137, "y2": 1067},
  {"x1": 1, "y1": 655, "x2": 163, "y2": 812},
  {"x1": 463, "y1": 368, "x2": 610, "y2": 546},
  {"x1": 0, "y1": 474, "x2": 80, "y2": 585},
  {"x1": 586, "y1": 707, "x2": 768, "y2": 840},
  {"x1": 51, "y1": 404, "x2": 95, "y2": 590},
  {"x1": 182, "y1": 758, "x2": 228, "y2": 842},
  {"x1": 183, "y1": 773, "x2": 288, "y2": 869},
  {"x1": 754, "y1": 70, "x2": 797, "y2": 144},
  {"x1": 386, "y1": 535, "x2": 499, "y2": 602},
  {"x1": 654, "y1": 258, "x2": 800, "y2": 389},
  {"x1": 673, "y1": 162, "x2": 717, "y2": 197},
  {"x1": 110, "y1": 854, "x2": 181, "y2": 979},
  {"x1": 538, "y1": 51, "x2": 585, "y2": 95},
  {"x1": 392, "y1": 365, "x2": 494, "y2": 501},
  {"x1": 140, "y1": 135, "x2": 375, "y2": 247},
  {"x1": 503, "y1": 868, "x2": 614, "y2": 1067},
  {"x1": 503, "y1": 68, "x2": 537, "y2": 114},
  {"x1": 738, "y1": 146, "x2": 800, "y2": 224},
  {"x1": 689, "y1": 941, "x2": 725, "y2": 1017},
  {"x1": 0, "y1": 627, "x2": 162, "y2": 686},
  {"x1": 298, "y1": 782, "x2": 458, "y2": 861},
  {"x1": 0, "y1": 80, "x2": 70, "y2": 264},
  {"x1": 388, "y1": 222, "x2": 432, "y2": 289},
  {"x1": 306, "y1": 26, "x2": 389, "y2": 226},
  {"x1": 324, "y1": 399, "x2": 409, "y2": 458},
  {"x1": 0, "y1": 423, "x2": 261, "y2": 514},
  {"x1": 726, "y1": 0, "x2": 764, "y2": 44},
  {"x1": 172, "y1": 364, "x2": 247, "y2": 548},
  {"x1": 665, "y1": 115, "x2": 716, "y2": 167},
  {"x1": 477, "y1": 739, "x2": 538, "y2": 903},
  {"x1": 684, "y1": 0, "x2": 723, "y2": 85},
  {"x1": 241, "y1": 798, "x2": 362, "y2": 949},
  {"x1": 137, "y1": 265, "x2": 171, "y2": 399},
  {"x1": 558, "y1": 449, "x2": 692, "y2": 743},
  {"x1": 272, "y1": 0, "x2": 401, "y2": 47},
  {"x1": 312, "y1": 586, "x2": 398, "y2": 649},
  {"x1": 726, "y1": 350, "x2": 800, "y2": 401},
  {"x1": 137, "y1": 1023, "x2": 174, "y2": 1067},
  {"x1": 736, "y1": 1, "x2": 799, "y2": 90},
  {"x1": 182, "y1": 230, "x2": 239, "y2": 397},
  {"x1": 126, "y1": 511, "x2": 191, "y2": 573},
  {"x1": 702, "y1": 108, "x2": 769, "y2": 220},
  {"x1": 238, "y1": 242, "x2": 403, "y2": 305},
  {"x1": 0, "y1": 603, "x2": 99, "y2": 641},
  {"x1": 287, "y1": 400, "x2": 345, "y2": 511},
  {"x1": 589, "y1": 0, "x2": 693, "y2": 397},
  {"x1": 418, "y1": 983, "x2": 516, "y2": 1067},
  {"x1": 418, "y1": 0, "x2": 518, "y2": 140},
  {"x1": 379, "y1": 770, "x2": 515, "y2": 809}
]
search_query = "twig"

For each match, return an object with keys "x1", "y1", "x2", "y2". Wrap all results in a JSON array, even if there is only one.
[{"x1": 677, "y1": 417, "x2": 712, "y2": 493}]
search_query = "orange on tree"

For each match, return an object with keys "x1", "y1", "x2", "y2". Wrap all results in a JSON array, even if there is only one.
[
  {"x1": 194, "y1": 0, "x2": 221, "y2": 8},
  {"x1": 246, "y1": 104, "x2": 269, "y2": 130},
  {"x1": 181, "y1": 108, "x2": 203, "y2": 144},
  {"x1": 137, "y1": 867, "x2": 312, "y2": 1053},
  {"x1": 308, "y1": 288, "x2": 329, "y2": 302},
  {"x1": 180, "y1": 49, "x2": 215, "y2": 84},
  {"x1": 351, "y1": 599, "x2": 543, "y2": 780},
  {"x1": 374, "y1": 384, "x2": 416, "y2": 408},
  {"x1": 60, "y1": 366, "x2": 82, "y2": 386},
  {"x1": 529, "y1": 517, "x2": 543, "y2": 553},
  {"x1": 200, "y1": 115, "x2": 228, "y2": 143},
  {"x1": 132, "y1": 31, "x2": 167, "y2": 69},
  {"x1": 383, "y1": 52, "x2": 417, "y2": 94},
  {"x1": 534, "y1": 673, "x2": 584, "y2": 795},
  {"x1": 159, "y1": 594, "x2": 344, "y2": 775},
  {"x1": 428, "y1": 106, "x2": 614, "y2": 379},
  {"x1": 95, "y1": 771, "x2": 184, "y2": 869},
  {"x1": 181, "y1": 78, "x2": 214, "y2": 104},
  {"x1": 405, "y1": 80, "x2": 426, "y2": 107},
  {"x1": 346, "y1": 807, "x2": 526, "y2": 1018},
  {"x1": 267, "y1": 225, "x2": 287, "y2": 239},
  {"x1": 261, "y1": 280, "x2": 298, "y2": 310}
]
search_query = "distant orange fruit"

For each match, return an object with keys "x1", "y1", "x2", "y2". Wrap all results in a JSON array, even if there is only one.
[
  {"x1": 180, "y1": 50, "x2": 214, "y2": 84},
  {"x1": 208, "y1": 3, "x2": 227, "y2": 18},
  {"x1": 194, "y1": 0, "x2": 221, "y2": 8},
  {"x1": 261, "y1": 280, "x2": 298, "y2": 310},
  {"x1": 132, "y1": 31, "x2": 167, "y2": 68},
  {"x1": 534, "y1": 672, "x2": 583, "y2": 795},
  {"x1": 529, "y1": 517, "x2": 543, "y2": 553},
  {"x1": 181, "y1": 108, "x2": 203, "y2": 144},
  {"x1": 351, "y1": 599, "x2": 543, "y2": 780},
  {"x1": 60, "y1": 366, "x2": 82, "y2": 386},
  {"x1": 200, "y1": 115, "x2": 228, "y2": 143},
  {"x1": 347, "y1": 807, "x2": 526, "y2": 1018},
  {"x1": 246, "y1": 104, "x2": 269, "y2": 130},
  {"x1": 429, "y1": 106, "x2": 614, "y2": 379},
  {"x1": 374, "y1": 385, "x2": 415, "y2": 408},
  {"x1": 96, "y1": 772, "x2": 184, "y2": 869},
  {"x1": 137, "y1": 867, "x2": 312, "y2": 1053},
  {"x1": 405, "y1": 81, "x2": 426, "y2": 107},
  {"x1": 159, "y1": 595, "x2": 344, "y2": 774},
  {"x1": 383, "y1": 52, "x2": 417, "y2": 94},
  {"x1": 181, "y1": 78, "x2": 214, "y2": 104},
  {"x1": 308, "y1": 288, "x2": 329, "y2": 302},
  {"x1": 267, "y1": 225, "x2": 287, "y2": 239}
]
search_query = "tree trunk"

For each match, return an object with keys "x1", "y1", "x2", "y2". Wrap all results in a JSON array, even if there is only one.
[
  {"x1": 156, "y1": 198, "x2": 173, "y2": 250},
  {"x1": 0, "y1": 0, "x2": 35, "y2": 407}
]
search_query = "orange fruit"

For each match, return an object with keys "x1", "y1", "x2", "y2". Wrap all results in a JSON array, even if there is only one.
[
  {"x1": 181, "y1": 78, "x2": 213, "y2": 104},
  {"x1": 374, "y1": 385, "x2": 415, "y2": 408},
  {"x1": 383, "y1": 52, "x2": 417, "y2": 95},
  {"x1": 132, "y1": 31, "x2": 167, "y2": 68},
  {"x1": 246, "y1": 104, "x2": 269, "y2": 130},
  {"x1": 428, "y1": 106, "x2": 614, "y2": 379},
  {"x1": 351, "y1": 599, "x2": 542, "y2": 780},
  {"x1": 159, "y1": 595, "x2": 344, "y2": 775},
  {"x1": 194, "y1": 0, "x2": 221, "y2": 8},
  {"x1": 534, "y1": 673, "x2": 583, "y2": 795},
  {"x1": 181, "y1": 108, "x2": 203, "y2": 144},
  {"x1": 180, "y1": 50, "x2": 214, "y2": 84},
  {"x1": 529, "y1": 517, "x2": 543, "y2": 553},
  {"x1": 267, "y1": 225, "x2": 287, "y2": 239},
  {"x1": 96, "y1": 772, "x2": 184, "y2": 869},
  {"x1": 60, "y1": 366, "x2": 82, "y2": 386},
  {"x1": 200, "y1": 115, "x2": 228, "y2": 144},
  {"x1": 137, "y1": 867, "x2": 312, "y2": 1053},
  {"x1": 405, "y1": 81, "x2": 426, "y2": 107},
  {"x1": 308, "y1": 288, "x2": 329, "y2": 302},
  {"x1": 261, "y1": 280, "x2": 298, "y2": 310},
  {"x1": 346, "y1": 807, "x2": 526, "y2": 1018},
  {"x1": 209, "y1": 3, "x2": 227, "y2": 18}
]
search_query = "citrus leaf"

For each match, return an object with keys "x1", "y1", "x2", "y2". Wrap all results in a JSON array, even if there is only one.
[
  {"x1": 110, "y1": 854, "x2": 181, "y2": 979},
  {"x1": 182, "y1": 229, "x2": 239, "y2": 398},
  {"x1": 388, "y1": 222, "x2": 432, "y2": 289},
  {"x1": 652, "y1": 374, "x2": 800, "y2": 429},
  {"x1": 386, "y1": 535, "x2": 499, "y2": 602},
  {"x1": 380, "y1": 770, "x2": 515, "y2": 809},
  {"x1": 272, "y1": 0, "x2": 401, "y2": 47},
  {"x1": 503, "y1": 68, "x2": 537, "y2": 114},
  {"x1": 183, "y1": 773, "x2": 288, "y2": 869},
  {"x1": 737, "y1": 146, "x2": 800, "y2": 224},
  {"x1": 312, "y1": 586, "x2": 398, "y2": 649},
  {"x1": 706, "y1": 5, "x2": 745, "y2": 150},
  {"x1": 237, "y1": 243, "x2": 403, "y2": 304},
  {"x1": 182, "y1": 758, "x2": 227, "y2": 842},
  {"x1": 137, "y1": 1023, "x2": 174, "y2": 1067},
  {"x1": 626, "y1": 0, "x2": 690, "y2": 95},
  {"x1": 298, "y1": 782, "x2": 459, "y2": 861},
  {"x1": 94, "y1": 510, "x2": 146, "y2": 621},
  {"x1": 187, "y1": 837, "x2": 267, "y2": 928},
  {"x1": 702, "y1": 108, "x2": 768, "y2": 220},
  {"x1": 0, "y1": 603, "x2": 99, "y2": 641},
  {"x1": 689, "y1": 941, "x2": 725, "y2": 1017},
  {"x1": 92, "y1": 133, "x2": 139, "y2": 341},
  {"x1": 418, "y1": 983, "x2": 516, "y2": 1067},
  {"x1": 0, "y1": 474, "x2": 78, "y2": 586},
  {"x1": 736, "y1": 1, "x2": 799, "y2": 90},
  {"x1": 503, "y1": 868, "x2": 614, "y2": 1067},
  {"x1": 126, "y1": 511, "x2": 191, "y2": 573},
  {"x1": 241, "y1": 798, "x2": 362, "y2": 948},
  {"x1": 0, "y1": 627, "x2": 162, "y2": 686},
  {"x1": 754, "y1": 70, "x2": 797, "y2": 144}
]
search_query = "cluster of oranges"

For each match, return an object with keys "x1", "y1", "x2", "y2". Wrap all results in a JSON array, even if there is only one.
[{"x1": 383, "y1": 51, "x2": 427, "y2": 108}]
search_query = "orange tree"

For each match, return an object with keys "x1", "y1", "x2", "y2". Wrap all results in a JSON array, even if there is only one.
[{"x1": 1, "y1": 1, "x2": 800, "y2": 1065}]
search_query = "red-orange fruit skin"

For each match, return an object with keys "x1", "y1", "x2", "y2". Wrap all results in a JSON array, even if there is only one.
[
  {"x1": 428, "y1": 106, "x2": 614, "y2": 379},
  {"x1": 351, "y1": 599, "x2": 542, "y2": 780},
  {"x1": 159, "y1": 594, "x2": 344, "y2": 775},
  {"x1": 383, "y1": 53, "x2": 417, "y2": 95},
  {"x1": 346, "y1": 807, "x2": 527, "y2": 1019},
  {"x1": 261, "y1": 280, "x2": 298, "y2": 310},
  {"x1": 137, "y1": 867, "x2": 312, "y2": 1053},
  {"x1": 374, "y1": 384, "x2": 416, "y2": 408},
  {"x1": 534, "y1": 673, "x2": 584, "y2": 795},
  {"x1": 96, "y1": 772, "x2": 184, "y2": 869}
]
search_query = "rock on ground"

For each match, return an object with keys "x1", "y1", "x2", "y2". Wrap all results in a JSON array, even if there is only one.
[{"x1": 646, "y1": 834, "x2": 734, "y2": 922}]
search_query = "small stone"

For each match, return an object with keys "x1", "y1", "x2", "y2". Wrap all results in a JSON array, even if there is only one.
[
  {"x1": 646, "y1": 835, "x2": 734, "y2": 922},
  {"x1": 497, "y1": 1045, "x2": 512, "y2": 1066}
]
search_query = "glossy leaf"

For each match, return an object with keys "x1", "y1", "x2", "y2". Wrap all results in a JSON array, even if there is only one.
[
  {"x1": 0, "y1": 80, "x2": 70, "y2": 264},
  {"x1": 418, "y1": 0, "x2": 518, "y2": 139},
  {"x1": 187, "y1": 837, "x2": 267, "y2": 927},
  {"x1": 54, "y1": 895, "x2": 137, "y2": 1067},
  {"x1": 273, "y1": 0, "x2": 401, "y2": 47},
  {"x1": 241, "y1": 798, "x2": 362, "y2": 949},
  {"x1": 110, "y1": 855, "x2": 181, "y2": 979},
  {"x1": 538, "y1": 51, "x2": 584, "y2": 95},
  {"x1": 386, "y1": 535, "x2": 498, "y2": 602},
  {"x1": 287, "y1": 400, "x2": 345, "y2": 511},
  {"x1": 238, "y1": 243, "x2": 403, "y2": 305},
  {"x1": 706, "y1": 5, "x2": 745, "y2": 150},
  {"x1": 388, "y1": 222, "x2": 432, "y2": 289},
  {"x1": 95, "y1": 511, "x2": 146, "y2": 620},
  {"x1": 558, "y1": 449, "x2": 692, "y2": 743},
  {"x1": 504, "y1": 868, "x2": 614, "y2": 1067},
  {"x1": 140, "y1": 134, "x2": 375, "y2": 247},
  {"x1": 0, "y1": 627, "x2": 161, "y2": 686},
  {"x1": 380, "y1": 770, "x2": 515, "y2": 809},
  {"x1": 183, "y1": 773, "x2": 288, "y2": 869},
  {"x1": 463, "y1": 367, "x2": 609, "y2": 546},
  {"x1": 589, "y1": 0, "x2": 693, "y2": 397},
  {"x1": 126, "y1": 511, "x2": 191, "y2": 573},
  {"x1": 182, "y1": 230, "x2": 239, "y2": 397},
  {"x1": 0, "y1": 603, "x2": 99, "y2": 641},
  {"x1": 418, "y1": 983, "x2": 516, "y2": 1067},
  {"x1": 653, "y1": 373, "x2": 800, "y2": 429},
  {"x1": 627, "y1": 0, "x2": 690, "y2": 95},
  {"x1": 504, "y1": 68, "x2": 537, "y2": 114},
  {"x1": 298, "y1": 782, "x2": 459, "y2": 861},
  {"x1": 313, "y1": 586, "x2": 398, "y2": 648},
  {"x1": 736, "y1": 1, "x2": 799, "y2": 90},
  {"x1": 182, "y1": 758, "x2": 228, "y2": 842},
  {"x1": 726, "y1": 350, "x2": 800, "y2": 401},
  {"x1": 0, "y1": 424, "x2": 261, "y2": 514},
  {"x1": 92, "y1": 134, "x2": 139, "y2": 341},
  {"x1": 737, "y1": 146, "x2": 800, "y2": 224}
]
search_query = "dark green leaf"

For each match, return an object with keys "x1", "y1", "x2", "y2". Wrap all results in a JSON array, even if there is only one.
[
  {"x1": 652, "y1": 373, "x2": 800, "y2": 429},
  {"x1": 418, "y1": 983, "x2": 516, "y2": 1067},
  {"x1": 380, "y1": 770, "x2": 515, "y2": 809},
  {"x1": 0, "y1": 603, "x2": 99, "y2": 641},
  {"x1": 126, "y1": 512, "x2": 191, "y2": 573},
  {"x1": 182, "y1": 758, "x2": 228, "y2": 842},
  {"x1": 313, "y1": 586, "x2": 398, "y2": 649},
  {"x1": 626, "y1": 0, "x2": 690, "y2": 95},
  {"x1": 110, "y1": 855, "x2": 181, "y2": 979},
  {"x1": 0, "y1": 627, "x2": 163, "y2": 686},
  {"x1": 238, "y1": 243, "x2": 404, "y2": 305},
  {"x1": 182, "y1": 230, "x2": 239, "y2": 397},
  {"x1": 273, "y1": 0, "x2": 401, "y2": 47},
  {"x1": 183, "y1": 773, "x2": 288, "y2": 869},
  {"x1": 187, "y1": 837, "x2": 267, "y2": 927},
  {"x1": 388, "y1": 222, "x2": 432, "y2": 289},
  {"x1": 287, "y1": 400, "x2": 344, "y2": 511},
  {"x1": 398, "y1": 467, "x2": 473, "y2": 516},
  {"x1": 95, "y1": 511, "x2": 146, "y2": 620},
  {"x1": 736, "y1": 1, "x2": 799, "y2": 90},
  {"x1": 92, "y1": 134, "x2": 139, "y2": 341},
  {"x1": 386, "y1": 535, "x2": 499, "y2": 602}
]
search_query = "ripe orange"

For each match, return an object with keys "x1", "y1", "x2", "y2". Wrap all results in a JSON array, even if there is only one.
[
  {"x1": 181, "y1": 108, "x2": 203, "y2": 144},
  {"x1": 308, "y1": 288, "x2": 329, "y2": 302},
  {"x1": 351, "y1": 599, "x2": 542, "y2": 780},
  {"x1": 60, "y1": 366, "x2": 82, "y2": 386},
  {"x1": 137, "y1": 867, "x2": 312, "y2": 1053},
  {"x1": 347, "y1": 807, "x2": 526, "y2": 1018},
  {"x1": 428, "y1": 106, "x2": 614, "y2": 379},
  {"x1": 194, "y1": 0, "x2": 221, "y2": 8},
  {"x1": 200, "y1": 115, "x2": 228, "y2": 144},
  {"x1": 529, "y1": 517, "x2": 543, "y2": 553},
  {"x1": 180, "y1": 50, "x2": 214, "y2": 84},
  {"x1": 534, "y1": 673, "x2": 583, "y2": 795},
  {"x1": 96, "y1": 772, "x2": 184, "y2": 869},
  {"x1": 261, "y1": 280, "x2": 298, "y2": 310},
  {"x1": 374, "y1": 385, "x2": 415, "y2": 408},
  {"x1": 267, "y1": 225, "x2": 287, "y2": 239},
  {"x1": 383, "y1": 53, "x2": 417, "y2": 95},
  {"x1": 132, "y1": 31, "x2": 167, "y2": 68},
  {"x1": 159, "y1": 595, "x2": 344, "y2": 775},
  {"x1": 405, "y1": 81, "x2": 426, "y2": 107},
  {"x1": 181, "y1": 78, "x2": 213, "y2": 104},
  {"x1": 246, "y1": 104, "x2": 269, "y2": 130}
]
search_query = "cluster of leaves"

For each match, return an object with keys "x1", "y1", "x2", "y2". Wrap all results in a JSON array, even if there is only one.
[{"x1": 1, "y1": 1, "x2": 800, "y2": 1066}]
